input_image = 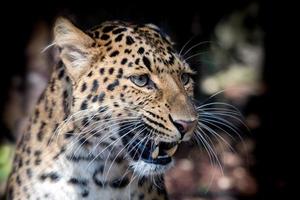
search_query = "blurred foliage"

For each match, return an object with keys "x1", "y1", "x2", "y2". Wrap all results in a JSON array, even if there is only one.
[
  {"x1": 199, "y1": 3, "x2": 263, "y2": 105},
  {"x1": 0, "y1": 144, "x2": 13, "y2": 181}
]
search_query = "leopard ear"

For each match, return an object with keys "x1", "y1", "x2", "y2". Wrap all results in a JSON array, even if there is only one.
[{"x1": 54, "y1": 17, "x2": 95, "y2": 81}]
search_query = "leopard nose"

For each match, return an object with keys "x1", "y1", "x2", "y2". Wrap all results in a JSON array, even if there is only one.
[{"x1": 173, "y1": 119, "x2": 197, "y2": 139}]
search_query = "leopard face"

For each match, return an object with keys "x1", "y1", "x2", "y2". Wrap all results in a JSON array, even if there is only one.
[{"x1": 55, "y1": 18, "x2": 197, "y2": 176}]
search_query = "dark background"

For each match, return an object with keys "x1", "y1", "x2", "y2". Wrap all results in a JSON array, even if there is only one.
[{"x1": 0, "y1": 0, "x2": 294, "y2": 199}]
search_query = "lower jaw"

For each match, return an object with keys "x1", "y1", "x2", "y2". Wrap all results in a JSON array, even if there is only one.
[
  {"x1": 141, "y1": 156, "x2": 172, "y2": 165},
  {"x1": 130, "y1": 158, "x2": 174, "y2": 177},
  {"x1": 127, "y1": 147, "x2": 173, "y2": 176}
]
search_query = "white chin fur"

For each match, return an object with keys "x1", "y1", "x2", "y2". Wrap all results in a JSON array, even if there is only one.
[{"x1": 130, "y1": 159, "x2": 174, "y2": 177}]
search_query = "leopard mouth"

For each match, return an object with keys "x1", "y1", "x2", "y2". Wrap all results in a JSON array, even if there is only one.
[
  {"x1": 127, "y1": 139, "x2": 178, "y2": 165},
  {"x1": 119, "y1": 123, "x2": 179, "y2": 166}
]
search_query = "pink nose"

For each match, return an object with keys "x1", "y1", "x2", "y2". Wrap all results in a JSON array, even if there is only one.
[{"x1": 173, "y1": 120, "x2": 197, "y2": 138}]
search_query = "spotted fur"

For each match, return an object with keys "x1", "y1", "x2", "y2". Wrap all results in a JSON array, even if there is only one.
[{"x1": 7, "y1": 18, "x2": 197, "y2": 200}]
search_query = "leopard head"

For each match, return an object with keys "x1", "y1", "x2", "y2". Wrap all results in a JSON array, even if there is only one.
[{"x1": 54, "y1": 18, "x2": 197, "y2": 176}]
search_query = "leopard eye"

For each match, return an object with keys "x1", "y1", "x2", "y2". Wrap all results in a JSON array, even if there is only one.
[
  {"x1": 130, "y1": 74, "x2": 149, "y2": 87},
  {"x1": 181, "y1": 73, "x2": 190, "y2": 85}
]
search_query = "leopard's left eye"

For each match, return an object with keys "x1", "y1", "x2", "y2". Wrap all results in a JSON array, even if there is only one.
[
  {"x1": 130, "y1": 74, "x2": 149, "y2": 87},
  {"x1": 181, "y1": 73, "x2": 190, "y2": 85}
]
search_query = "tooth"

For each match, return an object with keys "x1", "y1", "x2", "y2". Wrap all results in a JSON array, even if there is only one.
[
  {"x1": 151, "y1": 146, "x2": 159, "y2": 159},
  {"x1": 166, "y1": 145, "x2": 178, "y2": 157}
]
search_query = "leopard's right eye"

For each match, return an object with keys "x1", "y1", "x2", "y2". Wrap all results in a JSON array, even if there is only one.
[
  {"x1": 180, "y1": 73, "x2": 191, "y2": 86},
  {"x1": 130, "y1": 74, "x2": 149, "y2": 87}
]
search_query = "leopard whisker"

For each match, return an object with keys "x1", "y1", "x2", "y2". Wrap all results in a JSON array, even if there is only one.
[
  {"x1": 199, "y1": 114, "x2": 244, "y2": 142},
  {"x1": 86, "y1": 123, "x2": 144, "y2": 169},
  {"x1": 198, "y1": 121, "x2": 235, "y2": 153},
  {"x1": 69, "y1": 120, "x2": 141, "y2": 162},
  {"x1": 196, "y1": 101, "x2": 241, "y2": 113},
  {"x1": 193, "y1": 90, "x2": 226, "y2": 105},
  {"x1": 119, "y1": 134, "x2": 149, "y2": 183},
  {"x1": 75, "y1": 106, "x2": 138, "y2": 132},
  {"x1": 63, "y1": 117, "x2": 135, "y2": 149},
  {"x1": 182, "y1": 41, "x2": 212, "y2": 57},
  {"x1": 184, "y1": 51, "x2": 209, "y2": 62},
  {"x1": 86, "y1": 121, "x2": 142, "y2": 156},
  {"x1": 194, "y1": 127, "x2": 224, "y2": 174},
  {"x1": 199, "y1": 108, "x2": 242, "y2": 116},
  {"x1": 199, "y1": 118, "x2": 237, "y2": 142},
  {"x1": 104, "y1": 128, "x2": 147, "y2": 183},
  {"x1": 178, "y1": 36, "x2": 196, "y2": 56},
  {"x1": 191, "y1": 132, "x2": 215, "y2": 167},
  {"x1": 41, "y1": 42, "x2": 56, "y2": 53},
  {"x1": 120, "y1": 129, "x2": 157, "y2": 182},
  {"x1": 102, "y1": 123, "x2": 144, "y2": 171},
  {"x1": 68, "y1": 117, "x2": 140, "y2": 155},
  {"x1": 74, "y1": 107, "x2": 142, "y2": 139},
  {"x1": 134, "y1": 129, "x2": 153, "y2": 179},
  {"x1": 127, "y1": 171, "x2": 139, "y2": 200},
  {"x1": 49, "y1": 109, "x2": 92, "y2": 145},
  {"x1": 200, "y1": 111, "x2": 248, "y2": 128}
]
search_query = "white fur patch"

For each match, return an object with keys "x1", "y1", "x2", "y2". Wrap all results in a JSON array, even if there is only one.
[{"x1": 130, "y1": 159, "x2": 174, "y2": 177}]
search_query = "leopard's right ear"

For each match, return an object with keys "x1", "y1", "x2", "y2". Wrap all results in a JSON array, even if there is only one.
[{"x1": 54, "y1": 17, "x2": 95, "y2": 81}]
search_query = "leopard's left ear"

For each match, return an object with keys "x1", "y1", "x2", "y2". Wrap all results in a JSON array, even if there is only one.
[{"x1": 54, "y1": 17, "x2": 95, "y2": 81}]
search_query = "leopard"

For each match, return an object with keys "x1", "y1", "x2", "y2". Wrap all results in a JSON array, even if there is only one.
[{"x1": 6, "y1": 17, "x2": 199, "y2": 200}]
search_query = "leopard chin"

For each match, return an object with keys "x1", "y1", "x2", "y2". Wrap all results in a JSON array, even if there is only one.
[{"x1": 130, "y1": 159, "x2": 174, "y2": 177}]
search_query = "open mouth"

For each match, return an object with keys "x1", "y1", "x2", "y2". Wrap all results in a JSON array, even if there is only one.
[
  {"x1": 127, "y1": 139, "x2": 178, "y2": 165},
  {"x1": 119, "y1": 123, "x2": 179, "y2": 166}
]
